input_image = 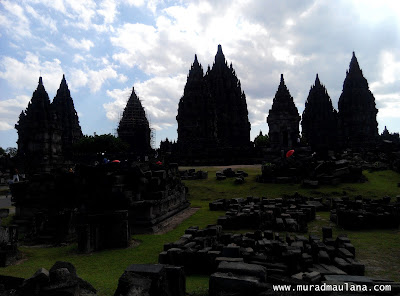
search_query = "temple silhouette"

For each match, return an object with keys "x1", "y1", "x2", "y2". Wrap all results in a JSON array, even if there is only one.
[
  {"x1": 15, "y1": 76, "x2": 82, "y2": 173},
  {"x1": 15, "y1": 48, "x2": 387, "y2": 168}
]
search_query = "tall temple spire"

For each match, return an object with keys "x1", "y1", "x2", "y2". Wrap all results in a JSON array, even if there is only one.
[
  {"x1": 302, "y1": 74, "x2": 337, "y2": 153},
  {"x1": 315, "y1": 73, "x2": 320, "y2": 86},
  {"x1": 15, "y1": 77, "x2": 62, "y2": 173},
  {"x1": 214, "y1": 44, "x2": 226, "y2": 67},
  {"x1": 52, "y1": 74, "x2": 83, "y2": 157},
  {"x1": 338, "y1": 52, "x2": 378, "y2": 148}
]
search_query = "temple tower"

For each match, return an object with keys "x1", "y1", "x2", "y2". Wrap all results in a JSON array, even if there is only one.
[
  {"x1": 176, "y1": 54, "x2": 217, "y2": 152},
  {"x1": 338, "y1": 52, "x2": 378, "y2": 148},
  {"x1": 117, "y1": 87, "x2": 151, "y2": 155},
  {"x1": 302, "y1": 74, "x2": 338, "y2": 152},
  {"x1": 15, "y1": 77, "x2": 62, "y2": 173},
  {"x1": 52, "y1": 74, "x2": 83, "y2": 157},
  {"x1": 267, "y1": 74, "x2": 300, "y2": 151},
  {"x1": 205, "y1": 45, "x2": 251, "y2": 147}
]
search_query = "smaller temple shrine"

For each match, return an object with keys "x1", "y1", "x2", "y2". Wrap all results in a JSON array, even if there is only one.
[
  {"x1": 267, "y1": 74, "x2": 300, "y2": 151},
  {"x1": 117, "y1": 87, "x2": 152, "y2": 156}
]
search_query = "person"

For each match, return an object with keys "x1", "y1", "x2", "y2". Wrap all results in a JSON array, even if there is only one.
[{"x1": 12, "y1": 168, "x2": 19, "y2": 183}]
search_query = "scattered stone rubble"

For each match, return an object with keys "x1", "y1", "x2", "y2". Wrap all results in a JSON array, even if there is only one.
[
  {"x1": 216, "y1": 168, "x2": 248, "y2": 183},
  {"x1": 159, "y1": 225, "x2": 400, "y2": 295},
  {"x1": 179, "y1": 168, "x2": 208, "y2": 180},
  {"x1": 0, "y1": 261, "x2": 97, "y2": 296},
  {"x1": 330, "y1": 196, "x2": 400, "y2": 230},
  {"x1": 259, "y1": 157, "x2": 364, "y2": 186},
  {"x1": 209, "y1": 195, "x2": 323, "y2": 232}
]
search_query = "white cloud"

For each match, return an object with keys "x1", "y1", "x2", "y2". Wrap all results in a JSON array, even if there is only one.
[
  {"x1": 73, "y1": 54, "x2": 85, "y2": 64},
  {"x1": 0, "y1": 52, "x2": 63, "y2": 93},
  {"x1": 69, "y1": 65, "x2": 119, "y2": 92},
  {"x1": 65, "y1": 37, "x2": 95, "y2": 51},
  {"x1": 0, "y1": 95, "x2": 30, "y2": 131},
  {"x1": 0, "y1": 1, "x2": 32, "y2": 38},
  {"x1": 123, "y1": 0, "x2": 145, "y2": 7},
  {"x1": 103, "y1": 87, "x2": 132, "y2": 121},
  {"x1": 25, "y1": 5, "x2": 58, "y2": 33},
  {"x1": 103, "y1": 74, "x2": 186, "y2": 130},
  {"x1": 0, "y1": 122, "x2": 13, "y2": 131},
  {"x1": 97, "y1": 0, "x2": 118, "y2": 24},
  {"x1": 64, "y1": 0, "x2": 97, "y2": 30}
]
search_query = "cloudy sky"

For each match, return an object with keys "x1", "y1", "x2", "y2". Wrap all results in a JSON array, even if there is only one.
[{"x1": 1, "y1": 0, "x2": 399, "y2": 149}]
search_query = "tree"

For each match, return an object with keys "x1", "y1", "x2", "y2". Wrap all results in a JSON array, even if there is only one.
[
  {"x1": 73, "y1": 134, "x2": 129, "y2": 155},
  {"x1": 254, "y1": 131, "x2": 270, "y2": 148},
  {"x1": 5, "y1": 147, "x2": 17, "y2": 157}
]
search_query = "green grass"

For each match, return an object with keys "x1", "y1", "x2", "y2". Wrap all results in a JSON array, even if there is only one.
[{"x1": 0, "y1": 167, "x2": 399, "y2": 295}]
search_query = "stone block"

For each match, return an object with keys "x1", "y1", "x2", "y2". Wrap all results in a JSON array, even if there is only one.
[
  {"x1": 209, "y1": 272, "x2": 262, "y2": 296},
  {"x1": 217, "y1": 261, "x2": 267, "y2": 282}
]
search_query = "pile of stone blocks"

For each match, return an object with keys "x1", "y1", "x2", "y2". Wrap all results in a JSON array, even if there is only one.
[
  {"x1": 0, "y1": 261, "x2": 97, "y2": 296},
  {"x1": 114, "y1": 264, "x2": 185, "y2": 296},
  {"x1": 259, "y1": 158, "x2": 364, "y2": 185},
  {"x1": 158, "y1": 225, "x2": 367, "y2": 280},
  {"x1": 216, "y1": 168, "x2": 248, "y2": 181},
  {"x1": 179, "y1": 168, "x2": 208, "y2": 180},
  {"x1": 330, "y1": 196, "x2": 400, "y2": 229},
  {"x1": 209, "y1": 196, "x2": 319, "y2": 232}
]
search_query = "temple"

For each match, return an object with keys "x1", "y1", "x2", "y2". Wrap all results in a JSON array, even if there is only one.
[
  {"x1": 176, "y1": 54, "x2": 217, "y2": 152},
  {"x1": 52, "y1": 75, "x2": 83, "y2": 157},
  {"x1": 176, "y1": 45, "x2": 251, "y2": 162},
  {"x1": 267, "y1": 74, "x2": 300, "y2": 151},
  {"x1": 15, "y1": 77, "x2": 62, "y2": 173},
  {"x1": 117, "y1": 87, "x2": 152, "y2": 155},
  {"x1": 205, "y1": 45, "x2": 251, "y2": 148},
  {"x1": 302, "y1": 74, "x2": 338, "y2": 153},
  {"x1": 338, "y1": 52, "x2": 378, "y2": 148}
]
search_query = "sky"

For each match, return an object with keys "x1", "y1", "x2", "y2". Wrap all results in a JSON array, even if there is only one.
[{"x1": 1, "y1": 0, "x2": 400, "y2": 149}]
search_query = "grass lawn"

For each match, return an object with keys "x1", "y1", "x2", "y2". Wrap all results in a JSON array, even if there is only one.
[{"x1": 0, "y1": 166, "x2": 399, "y2": 296}]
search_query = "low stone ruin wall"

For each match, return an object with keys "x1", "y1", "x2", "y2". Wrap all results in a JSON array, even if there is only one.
[
  {"x1": 330, "y1": 196, "x2": 400, "y2": 230},
  {"x1": 9, "y1": 162, "x2": 189, "y2": 248},
  {"x1": 209, "y1": 195, "x2": 323, "y2": 232},
  {"x1": 76, "y1": 210, "x2": 130, "y2": 253},
  {"x1": 0, "y1": 225, "x2": 18, "y2": 267}
]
